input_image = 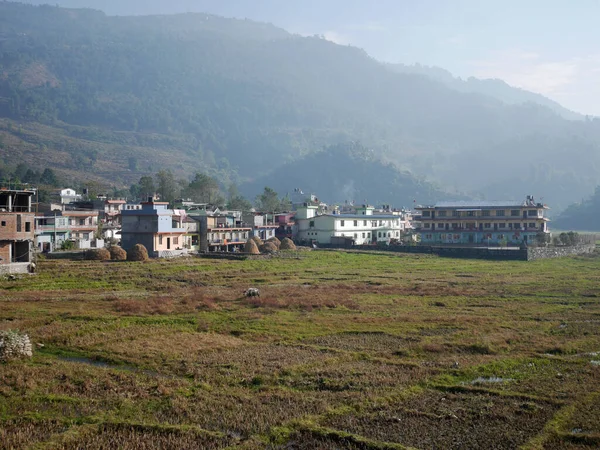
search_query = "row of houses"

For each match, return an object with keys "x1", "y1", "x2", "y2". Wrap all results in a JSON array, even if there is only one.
[{"x1": 0, "y1": 185, "x2": 552, "y2": 267}]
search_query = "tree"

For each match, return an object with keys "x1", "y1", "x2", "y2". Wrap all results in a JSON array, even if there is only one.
[
  {"x1": 227, "y1": 184, "x2": 252, "y2": 211},
  {"x1": 155, "y1": 170, "x2": 178, "y2": 204},
  {"x1": 185, "y1": 173, "x2": 222, "y2": 205},
  {"x1": 256, "y1": 186, "x2": 280, "y2": 213},
  {"x1": 279, "y1": 193, "x2": 292, "y2": 212},
  {"x1": 40, "y1": 168, "x2": 58, "y2": 186},
  {"x1": 137, "y1": 176, "x2": 155, "y2": 200}
]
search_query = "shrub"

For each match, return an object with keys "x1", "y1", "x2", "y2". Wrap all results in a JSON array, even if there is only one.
[
  {"x1": 259, "y1": 242, "x2": 278, "y2": 254},
  {"x1": 127, "y1": 244, "x2": 149, "y2": 261},
  {"x1": 266, "y1": 236, "x2": 281, "y2": 249},
  {"x1": 109, "y1": 246, "x2": 127, "y2": 261},
  {"x1": 280, "y1": 237, "x2": 297, "y2": 250},
  {"x1": 244, "y1": 239, "x2": 260, "y2": 255},
  {"x1": 86, "y1": 248, "x2": 111, "y2": 261},
  {"x1": 0, "y1": 330, "x2": 33, "y2": 362}
]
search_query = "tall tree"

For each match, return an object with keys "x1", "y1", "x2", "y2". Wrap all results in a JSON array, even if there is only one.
[
  {"x1": 256, "y1": 186, "x2": 280, "y2": 213},
  {"x1": 185, "y1": 173, "x2": 222, "y2": 205},
  {"x1": 40, "y1": 168, "x2": 58, "y2": 186},
  {"x1": 137, "y1": 175, "x2": 155, "y2": 200},
  {"x1": 155, "y1": 170, "x2": 178, "y2": 204}
]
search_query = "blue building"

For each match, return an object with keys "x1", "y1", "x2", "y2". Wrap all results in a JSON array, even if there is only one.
[{"x1": 121, "y1": 199, "x2": 187, "y2": 257}]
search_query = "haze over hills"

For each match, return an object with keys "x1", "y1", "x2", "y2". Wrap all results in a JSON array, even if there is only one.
[
  {"x1": 1, "y1": 2, "x2": 600, "y2": 212},
  {"x1": 386, "y1": 64, "x2": 584, "y2": 122}
]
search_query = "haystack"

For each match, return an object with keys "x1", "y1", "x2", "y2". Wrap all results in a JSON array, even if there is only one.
[
  {"x1": 86, "y1": 248, "x2": 111, "y2": 261},
  {"x1": 280, "y1": 237, "x2": 297, "y2": 250},
  {"x1": 127, "y1": 244, "x2": 149, "y2": 261},
  {"x1": 109, "y1": 246, "x2": 127, "y2": 261},
  {"x1": 266, "y1": 236, "x2": 281, "y2": 249},
  {"x1": 251, "y1": 235, "x2": 263, "y2": 246},
  {"x1": 244, "y1": 238, "x2": 260, "y2": 254},
  {"x1": 259, "y1": 242, "x2": 278, "y2": 254}
]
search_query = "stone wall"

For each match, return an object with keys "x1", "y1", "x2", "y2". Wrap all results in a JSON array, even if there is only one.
[
  {"x1": 0, "y1": 262, "x2": 31, "y2": 275},
  {"x1": 526, "y1": 244, "x2": 596, "y2": 261}
]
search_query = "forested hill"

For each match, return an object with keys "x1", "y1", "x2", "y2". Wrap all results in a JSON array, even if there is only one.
[
  {"x1": 1, "y1": 2, "x2": 600, "y2": 212},
  {"x1": 553, "y1": 187, "x2": 600, "y2": 231}
]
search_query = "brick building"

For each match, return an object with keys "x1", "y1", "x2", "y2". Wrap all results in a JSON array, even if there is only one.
[{"x1": 0, "y1": 188, "x2": 36, "y2": 266}]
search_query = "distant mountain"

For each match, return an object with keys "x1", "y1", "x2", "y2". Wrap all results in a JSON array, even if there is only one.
[
  {"x1": 241, "y1": 142, "x2": 461, "y2": 207},
  {"x1": 553, "y1": 186, "x2": 600, "y2": 231},
  {"x1": 1, "y1": 3, "x2": 600, "y2": 211},
  {"x1": 387, "y1": 63, "x2": 584, "y2": 121}
]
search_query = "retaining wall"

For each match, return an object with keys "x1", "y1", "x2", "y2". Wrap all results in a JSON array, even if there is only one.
[{"x1": 526, "y1": 244, "x2": 596, "y2": 261}]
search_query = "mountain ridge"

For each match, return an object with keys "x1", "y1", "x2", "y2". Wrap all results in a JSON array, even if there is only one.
[{"x1": 1, "y1": 2, "x2": 600, "y2": 213}]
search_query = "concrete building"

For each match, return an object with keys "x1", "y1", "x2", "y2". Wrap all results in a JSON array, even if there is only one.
[
  {"x1": 195, "y1": 213, "x2": 251, "y2": 252},
  {"x1": 121, "y1": 200, "x2": 187, "y2": 257},
  {"x1": 242, "y1": 212, "x2": 278, "y2": 241},
  {"x1": 415, "y1": 196, "x2": 550, "y2": 246},
  {"x1": 295, "y1": 204, "x2": 404, "y2": 246},
  {"x1": 52, "y1": 188, "x2": 82, "y2": 205},
  {"x1": 0, "y1": 188, "x2": 35, "y2": 272}
]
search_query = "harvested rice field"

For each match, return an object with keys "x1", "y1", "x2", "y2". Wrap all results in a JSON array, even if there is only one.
[{"x1": 1, "y1": 249, "x2": 600, "y2": 449}]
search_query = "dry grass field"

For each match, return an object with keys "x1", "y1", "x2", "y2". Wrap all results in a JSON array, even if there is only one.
[{"x1": 1, "y1": 250, "x2": 600, "y2": 449}]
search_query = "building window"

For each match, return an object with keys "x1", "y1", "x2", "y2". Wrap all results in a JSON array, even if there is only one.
[
  {"x1": 425, "y1": 223, "x2": 431, "y2": 228},
  {"x1": 515, "y1": 223, "x2": 521, "y2": 229},
  {"x1": 367, "y1": 232, "x2": 371, "y2": 238},
  {"x1": 362, "y1": 233, "x2": 365, "y2": 238},
  {"x1": 452, "y1": 211, "x2": 460, "y2": 217},
  {"x1": 485, "y1": 223, "x2": 491, "y2": 228},
  {"x1": 438, "y1": 211, "x2": 447, "y2": 217},
  {"x1": 354, "y1": 233, "x2": 357, "y2": 238},
  {"x1": 467, "y1": 211, "x2": 475, "y2": 217},
  {"x1": 25, "y1": 222, "x2": 31, "y2": 232},
  {"x1": 159, "y1": 235, "x2": 163, "y2": 245},
  {"x1": 529, "y1": 223, "x2": 536, "y2": 228},
  {"x1": 528, "y1": 210, "x2": 537, "y2": 217},
  {"x1": 396, "y1": 231, "x2": 399, "y2": 236},
  {"x1": 340, "y1": 220, "x2": 345, "y2": 227},
  {"x1": 378, "y1": 232, "x2": 382, "y2": 238},
  {"x1": 496, "y1": 210, "x2": 505, "y2": 217},
  {"x1": 353, "y1": 220, "x2": 358, "y2": 226},
  {"x1": 174, "y1": 237, "x2": 179, "y2": 245},
  {"x1": 1, "y1": 221, "x2": 5, "y2": 227},
  {"x1": 363, "y1": 220, "x2": 367, "y2": 226},
  {"x1": 422, "y1": 211, "x2": 431, "y2": 217},
  {"x1": 388, "y1": 232, "x2": 391, "y2": 237},
  {"x1": 309, "y1": 220, "x2": 315, "y2": 228},
  {"x1": 437, "y1": 223, "x2": 444, "y2": 229},
  {"x1": 482, "y1": 210, "x2": 490, "y2": 217},
  {"x1": 499, "y1": 223, "x2": 506, "y2": 228},
  {"x1": 425, "y1": 234, "x2": 432, "y2": 239},
  {"x1": 511, "y1": 210, "x2": 520, "y2": 217}
]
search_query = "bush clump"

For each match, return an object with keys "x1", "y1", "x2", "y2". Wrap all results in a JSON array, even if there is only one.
[
  {"x1": 259, "y1": 242, "x2": 278, "y2": 254},
  {"x1": 86, "y1": 248, "x2": 111, "y2": 261},
  {"x1": 244, "y1": 239, "x2": 260, "y2": 255},
  {"x1": 266, "y1": 236, "x2": 281, "y2": 249},
  {"x1": 0, "y1": 330, "x2": 33, "y2": 362},
  {"x1": 127, "y1": 244, "x2": 149, "y2": 261},
  {"x1": 280, "y1": 237, "x2": 297, "y2": 250},
  {"x1": 109, "y1": 246, "x2": 127, "y2": 261}
]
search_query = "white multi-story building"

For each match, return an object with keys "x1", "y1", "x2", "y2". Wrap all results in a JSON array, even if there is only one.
[{"x1": 295, "y1": 204, "x2": 404, "y2": 245}]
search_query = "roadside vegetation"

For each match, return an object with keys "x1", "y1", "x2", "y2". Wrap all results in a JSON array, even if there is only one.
[{"x1": 1, "y1": 250, "x2": 599, "y2": 449}]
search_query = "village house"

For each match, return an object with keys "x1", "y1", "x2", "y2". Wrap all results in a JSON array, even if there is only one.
[
  {"x1": 0, "y1": 188, "x2": 36, "y2": 272},
  {"x1": 415, "y1": 196, "x2": 550, "y2": 246},
  {"x1": 275, "y1": 212, "x2": 295, "y2": 240},
  {"x1": 195, "y1": 212, "x2": 251, "y2": 252},
  {"x1": 51, "y1": 188, "x2": 82, "y2": 205},
  {"x1": 242, "y1": 212, "x2": 278, "y2": 241},
  {"x1": 295, "y1": 204, "x2": 404, "y2": 246},
  {"x1": 121, "y1": 199, "x2": 187, "y2": 257}
]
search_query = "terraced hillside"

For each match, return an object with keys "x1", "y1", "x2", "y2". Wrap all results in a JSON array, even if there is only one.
[{"x1": 1, "y1": 250, "x2": 600, "y2": 448}]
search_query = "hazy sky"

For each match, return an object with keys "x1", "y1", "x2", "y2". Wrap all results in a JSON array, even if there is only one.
[{"x1": 20, "y1": 0, "x2": 600, "y2": 115}]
